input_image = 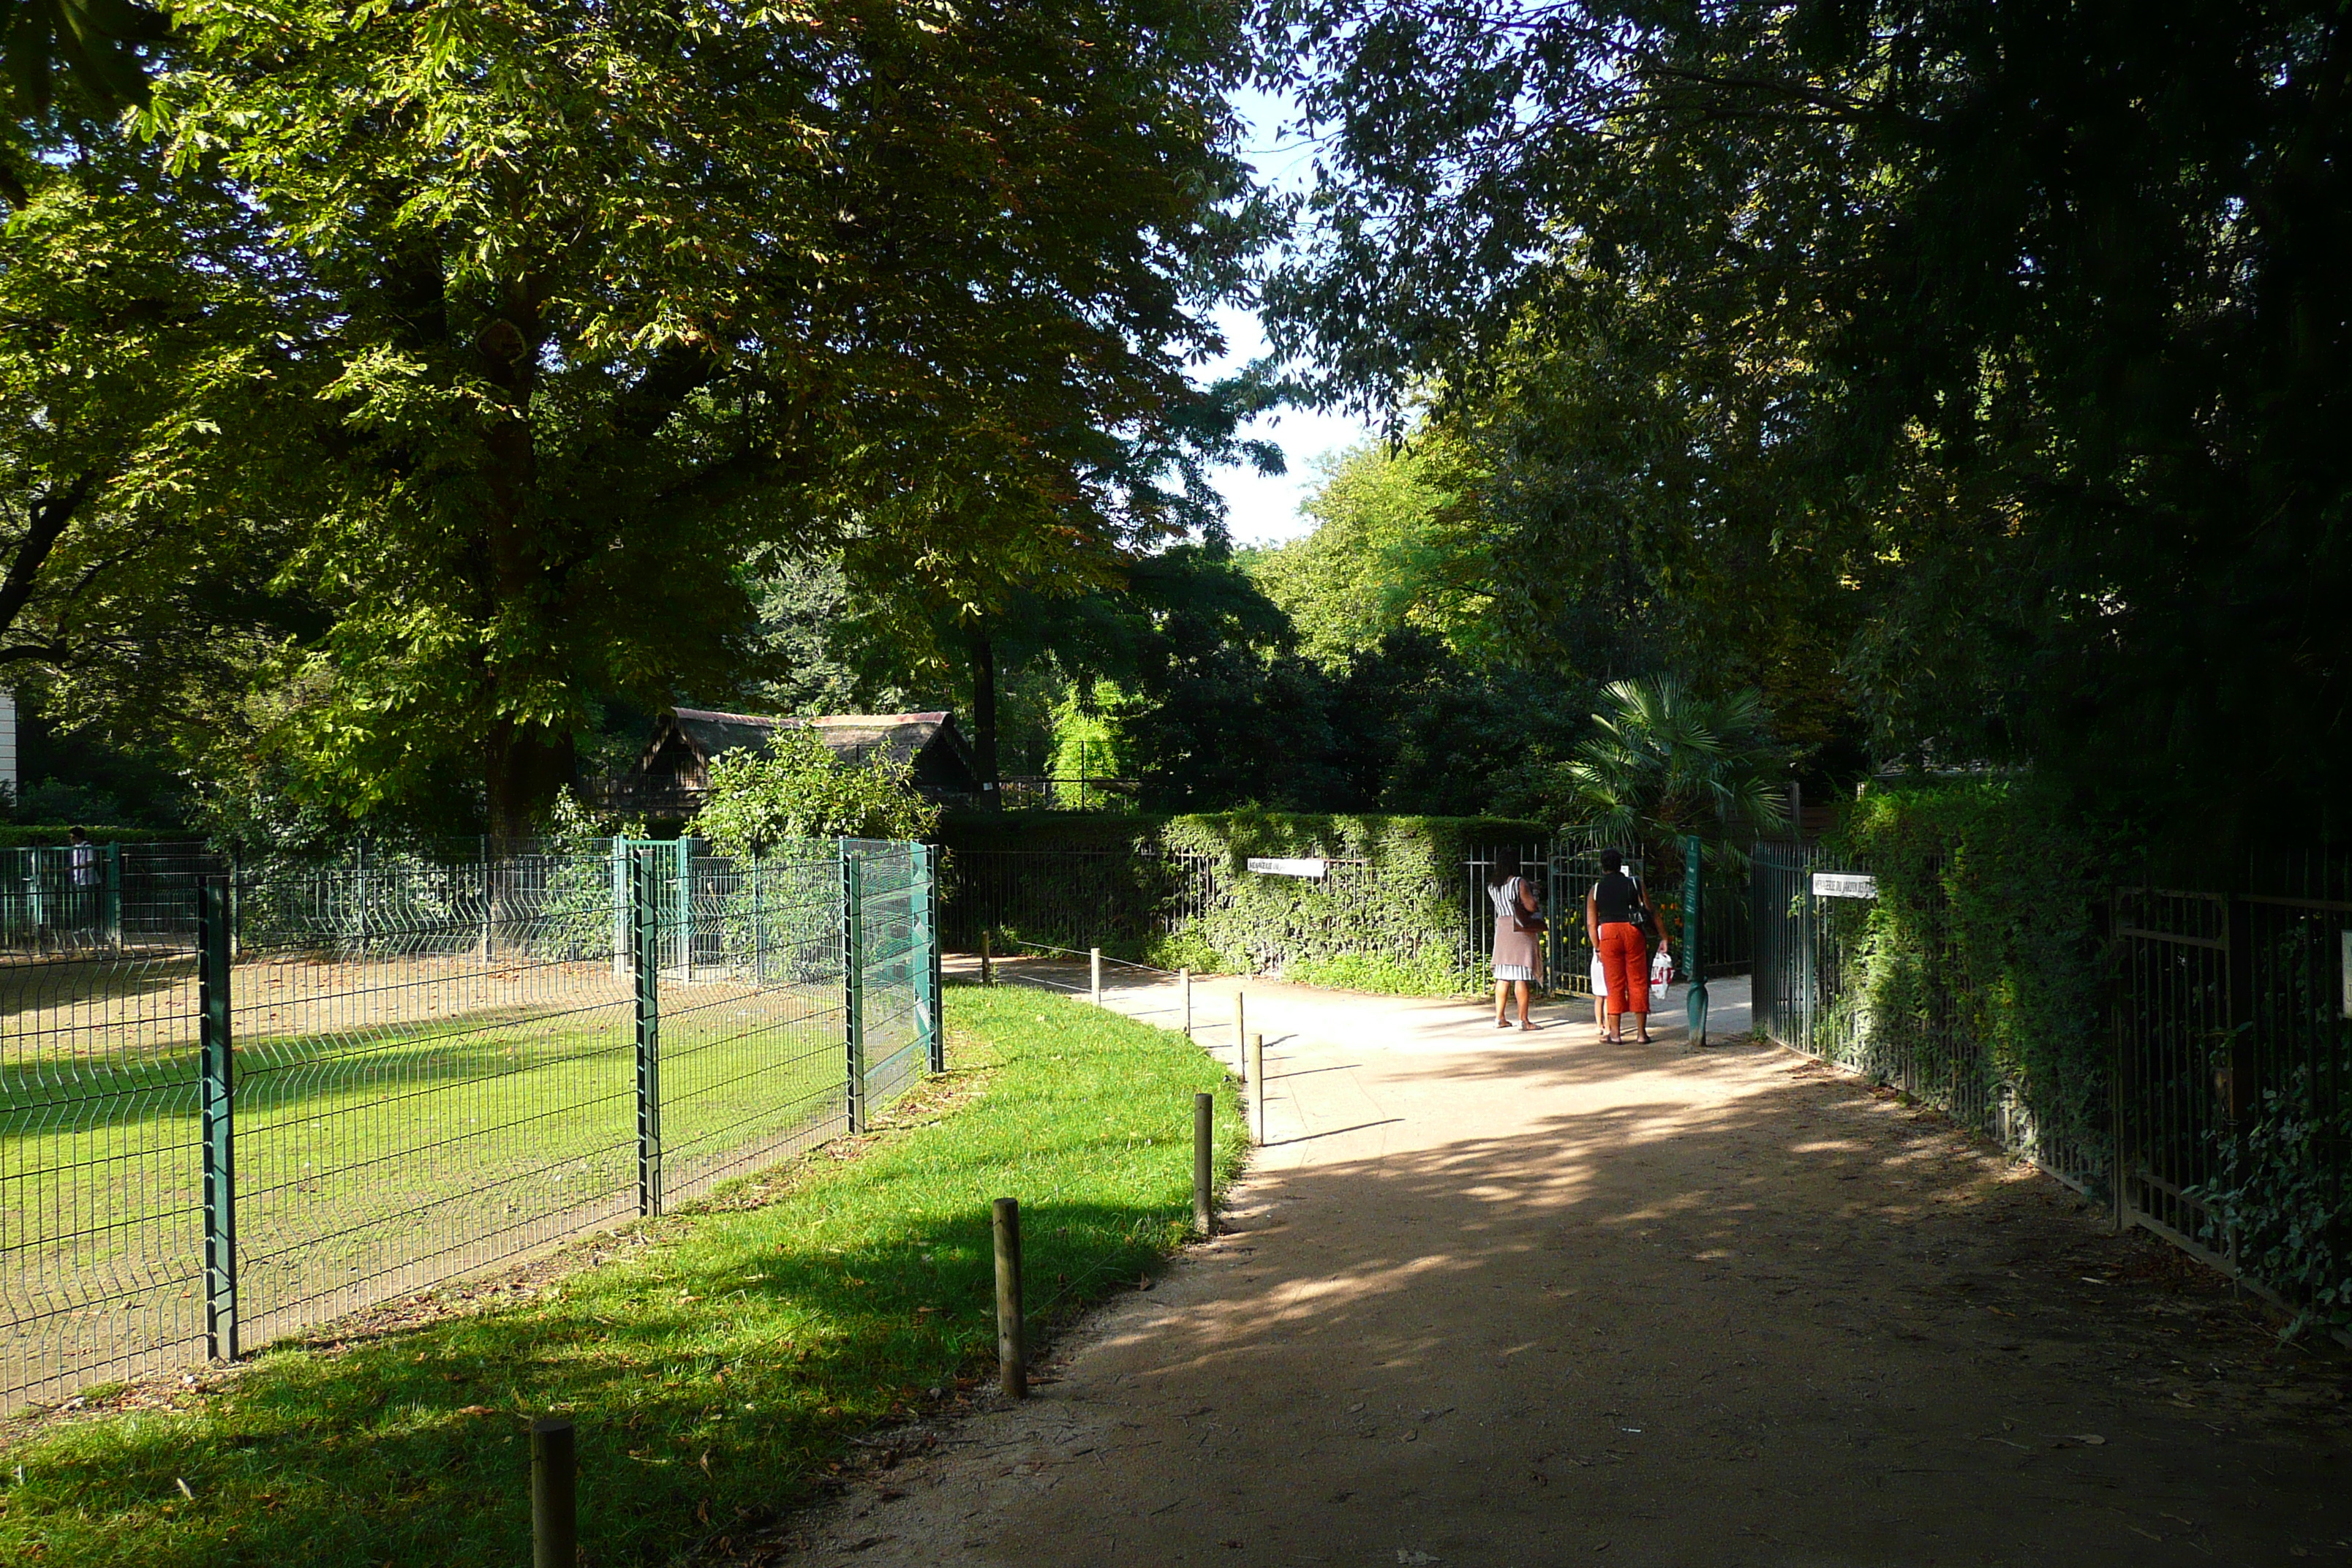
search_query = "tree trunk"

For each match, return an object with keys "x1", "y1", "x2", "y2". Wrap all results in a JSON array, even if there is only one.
[
  {"x1": 970, "y1": 628, "x2": 1000, "y2": 809},
  {"x1": 484, "y1": 720, "x2": 577, "y2": 842}
]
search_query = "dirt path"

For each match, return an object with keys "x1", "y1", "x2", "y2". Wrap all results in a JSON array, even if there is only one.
[{"x1": 780, "y1": 970, "x2": 2352, "y2": 1567}]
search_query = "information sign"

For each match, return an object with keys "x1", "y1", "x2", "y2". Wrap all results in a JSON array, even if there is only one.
[
  {"x1": 1246, "y1": 856, "x2": 1328, "y2": 880},
  {"x1": 1811, "y1": 872, "x2": 1879, "y2": 900}
]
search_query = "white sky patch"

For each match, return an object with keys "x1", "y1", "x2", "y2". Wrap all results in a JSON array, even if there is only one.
[{"x1": 1194, "y1": 85, "x2": 1379, "y2": 548}]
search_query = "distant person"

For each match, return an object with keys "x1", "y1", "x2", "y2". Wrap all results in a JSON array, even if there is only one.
[
  {"x1": 1488, "y1": 850, "x2": 1545, "y2": 1030},
  {"x1": 1585, "y1": 848, "x2": 1659, "y2": 1043}
]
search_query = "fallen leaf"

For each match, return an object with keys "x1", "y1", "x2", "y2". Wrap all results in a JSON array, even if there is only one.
[{"x1": 2067, "y1": 1434, "x2": 2107, "y2": 1446}]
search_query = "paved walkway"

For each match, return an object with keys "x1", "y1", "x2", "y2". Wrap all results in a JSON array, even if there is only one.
[{"x1": 790, "y1": 965, "x2": 2352, "y2": 1567}]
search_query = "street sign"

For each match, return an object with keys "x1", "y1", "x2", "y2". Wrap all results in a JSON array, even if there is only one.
[
  {"x1": 1246, "y1": 856, "x2": 1327, "y2": 879},
  {"x1": 1812, "y1": 872, "x2": 1878, "y2": 900}
]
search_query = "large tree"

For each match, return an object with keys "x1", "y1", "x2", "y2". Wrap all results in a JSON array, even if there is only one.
[
  {"x1": 63, "y1": 0, "x2": 1271, "y2": 834},
  {"x1": 1267, "y1": 0, "x2": 2352, "y2": 837}
]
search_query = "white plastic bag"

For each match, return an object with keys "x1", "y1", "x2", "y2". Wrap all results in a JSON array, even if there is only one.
[
  {"x1": 1589, "y1": 954, "x2": 1608, "y2": 1000},
  {"x1": 1648, "y1": 944, "x2": 1674, "y2": 1004}
]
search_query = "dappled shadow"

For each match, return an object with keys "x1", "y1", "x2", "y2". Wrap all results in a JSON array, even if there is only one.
[{"x1": 900, "y1": 1030, "x2": 2352, "y2": 1567}]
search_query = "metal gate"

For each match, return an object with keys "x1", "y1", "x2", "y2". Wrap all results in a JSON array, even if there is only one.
[
  {"x1": 1466, "y1": 843, "x2": 1643, "y2": 995},
  {"x1": 2114, "y1": 871, "x2": 2352, "y2": 1269}
]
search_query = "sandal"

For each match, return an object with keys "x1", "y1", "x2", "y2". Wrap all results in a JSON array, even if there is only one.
[{"x1": 1520, "y1": 1022, "x2": 1537, "y2": 1031}]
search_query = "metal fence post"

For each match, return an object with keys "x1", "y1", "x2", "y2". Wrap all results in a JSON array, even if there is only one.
[
  {"x1": 1090, "y1": 946, "x2": 1102, "y2": 1007},
  {"x1": 1684, "y1": 834, "x2": 1708, "y2": 1046},
  {"x1": 103, "y1": 842, "x2": 122, "y2": 948},
  {"x1": 610, "y1": 836, "x2": 628, "y2": 979},
  {"x1": 674, "y1": 837, "x2": 693, "y2": 981},
  {"x1": 843, "y1": 847, "x2": 867, "y2": 1133},
  {"x1": 631, "y1": 851, "x2": 663, "y2": 1217},
  {"x1": 478, "y1": 834, "x2": 494, "y2": 962},
  {"x1": 918, "y1": 843, "x2": 944, "y2": 1074},
  {"x1": 197, "y1": 875, "x2": 238, "y2": 1362}
]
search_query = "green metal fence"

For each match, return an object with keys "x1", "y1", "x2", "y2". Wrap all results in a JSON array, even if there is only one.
[{"x1": 0, "y1": 837, "x2": 941, "y2": 1414}]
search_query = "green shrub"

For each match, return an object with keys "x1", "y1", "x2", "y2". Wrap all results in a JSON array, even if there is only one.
[
  {"x1": 944, "y1": 808, "x2": 1543, "y2": 997},
  {"x1": 690, "y1": 728, "x2": 939, "y2": 852},
  {"x1": 1825, "y1": 780, "x2": 2111, "y2": 1183}
]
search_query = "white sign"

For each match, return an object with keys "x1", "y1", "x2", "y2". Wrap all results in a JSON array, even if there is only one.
[
  {"x1": 1812, "y1": 872, "x2": 1878, "y2": 900},
  {"x1": 1247, "y1": 856, "x2": 1328, "y2": 880}
]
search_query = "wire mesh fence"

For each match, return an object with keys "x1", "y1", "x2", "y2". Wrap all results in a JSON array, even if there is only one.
[{"x1": 0, "y1": 837, "x2": 940, "y2": 1414}]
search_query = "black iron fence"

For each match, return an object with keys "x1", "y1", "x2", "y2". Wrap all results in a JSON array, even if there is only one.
[
  {"x1": 938, "y1": 847, "x2": 1214, "y2": 954},
  {"x1": 0, "y1": 837, "x2": 941, "y2": 1414},
  {"x1": 1465, "y1": 843, "x2": 1752, "y2": 995},
  {"x1": 2113, "y1": 857, "x2": 2352, "y2": 1286},
  {"x1": 1751, "y1": 841, "x2": 2107, "y2": 1192},
  {"x1": 1756, "y1": 840, "x2": 2352, "y2": 1322}
]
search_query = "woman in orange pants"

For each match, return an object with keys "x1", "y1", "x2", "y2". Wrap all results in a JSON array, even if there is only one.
[{"x1": 1585, "y1": 848, "x2": 1659, "y2": 1042}]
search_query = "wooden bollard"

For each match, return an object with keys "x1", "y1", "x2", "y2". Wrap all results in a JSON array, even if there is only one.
[
  {"x1": 1090, "y1": 946, "x2": 1102, "y2": 1007},
  {"x1": 531, "y1": 1417, "x2": 576, "y2": 1568},
  {"x1": 1234, "y1": 991, "x2": 1246, "y2": 1082},
  {"x1": 1180, "y1": 968, "x2": 1191, "y2": 1036},
  {"x1": 981, "y1": 929, "x2": 992, "y2": 987},
  {"x1": 1249, "y1": 1031, "x2": 1267, "y2": 1145},
  {"x1": 1193, "y1": 1092, "x2": 1213, "y2": 1237},
  {"x1": 992, "y1": 1196, "x2": 1026, "y2": 1399}
]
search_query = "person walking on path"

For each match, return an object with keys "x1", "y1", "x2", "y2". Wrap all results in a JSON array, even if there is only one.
[
  {"x1": 1488, "y1": 851, "x2": 1544, "y2": 1030},
  {"x1": 1586, "y1": 848, "x2": 1659, "y2": 1042}
]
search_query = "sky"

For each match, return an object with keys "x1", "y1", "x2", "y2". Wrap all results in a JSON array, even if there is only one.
[{"x1": 1191, "y1": 86, "x2": 1379, "y2": 549}]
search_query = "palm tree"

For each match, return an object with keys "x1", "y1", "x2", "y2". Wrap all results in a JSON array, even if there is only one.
[{"x1": 1561, "y1": 676, "x2": 1790, "y2": 865}]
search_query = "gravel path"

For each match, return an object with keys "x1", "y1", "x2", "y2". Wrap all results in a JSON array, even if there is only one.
[{"x1": 781, "y1": 970, "x2": 2352, "y2": 1567}]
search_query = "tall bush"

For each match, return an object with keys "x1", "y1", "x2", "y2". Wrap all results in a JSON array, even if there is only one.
[{"x1": 1828, "y1": 780, "x2": 2110, "y2": 1179}]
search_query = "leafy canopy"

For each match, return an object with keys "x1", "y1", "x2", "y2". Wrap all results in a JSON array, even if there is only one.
[
  {"x1": 1562, "y1": 676, "x2": 1789, "y2": 854},
  {"x1": 1265, "y1": 0, "x2": 2352, "y2": 837}
]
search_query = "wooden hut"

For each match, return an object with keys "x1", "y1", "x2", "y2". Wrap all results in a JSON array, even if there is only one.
[{"x1": 619, "y1": 708, "x2": 983, "y2": 814}]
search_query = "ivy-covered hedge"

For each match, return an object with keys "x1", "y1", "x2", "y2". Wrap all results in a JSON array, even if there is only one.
[
  {"x1": 1824, "y1": 780, "x2": 2113, "y2": 1187},
  {"x1": 0, "y1": 825, "x2": 184, "y2": 848},
  {"x1": 940, "y1": 809, "x2": 1544, "y2": 996}
]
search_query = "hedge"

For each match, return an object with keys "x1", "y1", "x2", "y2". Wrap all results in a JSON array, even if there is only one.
[
  {"x1": 0, "y1": 825, "x2": 186, "y2": 848},
  {"x1": 939, "y1": 808, "x2": 1545, "y2": 997},
  {"x1": 1823, "y1": 780, "x2": 2113, "y2": 1188}
]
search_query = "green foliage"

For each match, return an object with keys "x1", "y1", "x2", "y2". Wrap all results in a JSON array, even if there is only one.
[
  {"x1": 1561, "y1": 676, "x2": 1790, "y2": 864},
  {"x1": 1824, "y1": 781, "x2": 2110, "y2": 1178},
  {"x1": 7, "y1": 0, "x2": 1267, "y2": 836},
  {"x1": 689, "y1": 730, "x2": 939, "y2": 853},
  {"x1": 1246, "y1": 435, "x2": 1496, "y2": 672},
  {"x1": 1269, "y1": 0, "x2": 2352, "y2": 834},
  {"x1": 1164, "y1": 810, "x2": 1542, "y2": 994},
  {"x1": 1048, "y1": 680, "x2": 1126, "y2": 793},
  {"x1": 0, "y1": 990, "x2": 1243, "y2": 1567},
  {"x1": 2196, "y1": 1071, "x2": 2352, "y2": 1338},
  {"x1": 950, "y1": 810, "x2": 1542, "y2": 995},
  {"x1": 0, "y1": 824, "x2": 175, "y2": 847}
]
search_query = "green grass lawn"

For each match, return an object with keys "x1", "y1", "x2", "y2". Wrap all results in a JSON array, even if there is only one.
[{"x1": 0, "y1": 987, "x2": 1243, "y2": 1566}]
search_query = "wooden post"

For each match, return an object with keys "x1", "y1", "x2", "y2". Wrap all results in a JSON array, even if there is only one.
[
  {"x1": 1234, "y1": 991, "x2": 1246, "y2": 1082},
  {"x1": 1193, "y1": 1092, "x2": 1214, "y2": 1236},
  {"x1": 531, "y1": 1417, "x2": 576, "y2": 1568},
  {"x1": 992, "y1": 1197, "x2": 1026, "y2": 1399},
  {"x1": 1090, "y1": 946, "x2": 1102, "y2": 1007},
  {"x1": 1248, "y1": 1032, "x2": 1267, "y2": 1145},
  {"x1": 1180, "y1": 968, "x2": 1191, "y2": 1036},
  {"x1": 981, "y1": 928, "x2": 993, "y2": 987}
]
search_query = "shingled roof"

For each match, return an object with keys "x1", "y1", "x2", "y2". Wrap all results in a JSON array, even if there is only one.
[{"x1": 638, "y1": 707, "x2": 981, "y2": 799}]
